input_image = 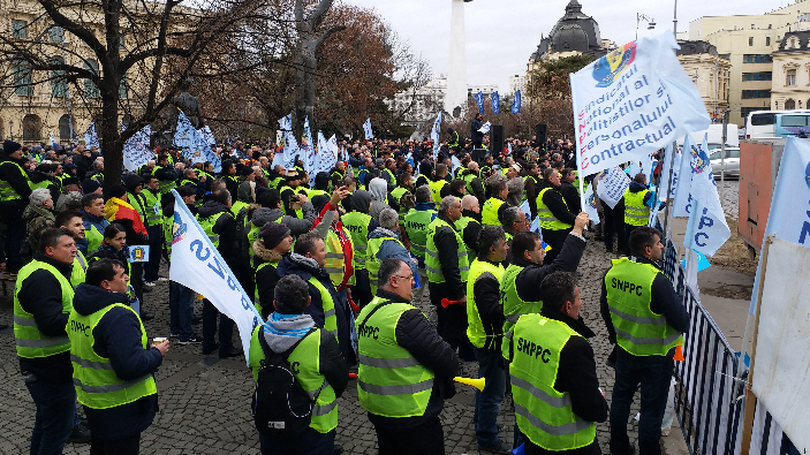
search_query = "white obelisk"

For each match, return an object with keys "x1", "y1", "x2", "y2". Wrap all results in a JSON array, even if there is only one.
[{"x1": 444, "y1": 0, "x2": 468, "y2": 117}]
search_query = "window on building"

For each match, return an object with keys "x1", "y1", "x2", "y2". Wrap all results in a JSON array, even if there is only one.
[
  {"x1": 50, "y1": 56, "x2": 67, "y2": 97},
  {"x1": 786, "y1": 99, "x2": 796, "y2": 110},
  {"x1": 766, "y1": 36, "x2": 771, "y2": 46},
  {"x1": 48, "y1": 25, "x2": 63, "y2": 43},
  {"x1": 787, "y1": 68, "x2": 797, "y2": 86},
  {"x1": 119, "y1": 73, "x2": 128, "y2": 99},
  {"x1": 742, "y1": 90, "x2": 772, "y2": 99},
  {"x1": 12, "y1": 20, "x2": 28, "y2": 39},
  {"x1": 749, "y1": 37, "x2": 754, "y2": 46},
  {"x1": 84, "y1": 59, "x2": 100, "y2": 98},
  {"x1": 13, "y1": 56, "x2": 32, "y2": 96},
  {"x1": 743, "y1": 54, "x2": 774, "y2": 63},
  {"x1": 742, "y1": 107, "x2": 764, "y2": 119},
  {"x1": 742, "y1": 72, "x2": 773, "y2": 81}
]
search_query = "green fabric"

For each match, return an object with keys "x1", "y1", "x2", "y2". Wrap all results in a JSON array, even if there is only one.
[
  {"x1": 68, "y1": 303, "x2": 157, "y2": 409},
  {"x1": 425, "y1": 217, "x2": 469, "y2": 284},
  {"x1": 70, "y1": 251, "x2": 88, "y2": 288},
  {"x1": 367, "y1": 235, "x2": 404, "y2": 295},
  {"x1": 428, "y1": 180, "x2": 447, "y2": 204},
  {"x1": 536, "y1": 188, "x2": 572, "y2": 231},
  {"x1": 501, "y1": 264, "x2": 542, "y2": 336},
  {"x1": 248, "y1": 326, "x2": 338, "y2": 433},
  {"x1": 454, "y1": 216, "x2": 478, "y2": 258},
  {"x1": 356, "y1": 297, "x2": 434, "y2": 418},
  {"x1": 197, "y1": 211, "x2": 226, "y2": 247},
  {"x1": 153, "y1": 166, "x2": 176, "y2": 195},
  {"x1": 309, "y1": 277, "x2": 337, "y2": 339},
  {"x1": 86, "y1": 224, "x2": 104, "y2": 254},
  {"x1": 341, "y1": 212, "x2": 372, "y2": 271},
  {"x1": 605, "y1": 258, "x2": 683, "y2": 356},
  {"x1": 13, "y1": 260, "x2": 74, "y2": 358},
  {"x1": 141, "y1": 188, "x2": 163, "y2": 227},
  {"x1": 403, "y1": 209, "x2": 435, "y2": 261},
  {"x1": 509, "y1": 314, "x2": 596, "y2": 450},
  {"x1": 481, "y1": 197, "x2": 505, "y2": 226},
  {"x1": 466, "y1": 259, "x2": 505, "y2": 349},
  {"x1": 623, "y1": 189, "x2": 650, "y2": 226}
]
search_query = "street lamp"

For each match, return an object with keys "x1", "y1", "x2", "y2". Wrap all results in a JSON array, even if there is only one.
[
  {"x1": 636, "y1": 13, "x2": 656, "y2": 40},
  {"x1": 9, "y1": 121, "x2": 13, "y2": 141}
]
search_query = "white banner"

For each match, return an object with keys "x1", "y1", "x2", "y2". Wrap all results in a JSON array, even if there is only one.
[
  {"x1": 431, "y1": 112, "x2": 442, "y2": 160},
  {"x1": 168, "y1": 190, "x2": 261, "y2": 363},
  {"x1": 123, "y1": 125, "x2": 154, "y2": 172},
  {"x1": 478, "y1": 121, "x2": 491, "y2": 134},
  {"x1": 571, "y1": 30, "x2": 710, "y2": 177},
  {"x1": 595, "y1": 166, "x2": 631, "y2": 209},
  {"x1": 363, "y1": 118, "x2": 373, "y2": 140},
  {"x1": 583, "y1": 183, "x2": 600, "y2": 225}
]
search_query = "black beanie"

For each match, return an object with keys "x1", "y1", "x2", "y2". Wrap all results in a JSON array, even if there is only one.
[{"x1": 259, "y1": 222, "x2": 291, "y2": 249}]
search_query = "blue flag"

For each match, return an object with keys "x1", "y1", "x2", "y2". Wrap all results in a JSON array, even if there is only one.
[
  {"x1": 490, "y1": 91, "x2": 500, "y2": 114},
  {"x1": 511, "y1": 90, "x2": 522, "y2": 114},
  {"x1": 475, "y1": 91, "x2": 485, "y2": 115}
]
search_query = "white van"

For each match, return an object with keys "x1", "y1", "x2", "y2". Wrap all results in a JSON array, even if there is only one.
[{"x1": 676, "y1": 124, "x2": 740, "y2": 151}]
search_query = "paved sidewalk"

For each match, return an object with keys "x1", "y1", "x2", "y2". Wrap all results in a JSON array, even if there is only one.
[{"x1": 0, "y1": 238, "x2": 689, "y2": 454}]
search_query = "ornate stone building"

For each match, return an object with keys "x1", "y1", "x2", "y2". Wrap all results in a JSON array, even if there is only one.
[
  {"x1": 771, "y1": 30, "x2": 810, "y2": 111},
  {"x1": 676, "y1": 40, "x2": 732, "y2": 120},
  {"x1": 527, "y1": 0, "x2": 609, "y2": 67}
]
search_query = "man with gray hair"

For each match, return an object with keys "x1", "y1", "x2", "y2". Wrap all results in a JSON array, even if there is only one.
[
  {"x1": 502, "y1": 206, "x2": 529, "y2": 244},
  {"x1": 367, "y1": 208, "x2": 417, "y2": 296}
]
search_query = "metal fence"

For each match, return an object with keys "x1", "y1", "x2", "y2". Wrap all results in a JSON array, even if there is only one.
[{"x1": 661, "y1": 237, "x2": 796, "y2": 455}]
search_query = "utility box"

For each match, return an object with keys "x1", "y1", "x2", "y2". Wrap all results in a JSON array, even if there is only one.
[{"x1": 738, "y1": 139, "x2": 785, "y2": 257}]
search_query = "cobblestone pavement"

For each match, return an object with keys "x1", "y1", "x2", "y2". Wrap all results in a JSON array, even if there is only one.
[
  {"x1": 0, "y1": 238, "x2": 663, "y2": 454},
  {"x1": 716, "y1": 180, "x2": 739, "y2": 219}
]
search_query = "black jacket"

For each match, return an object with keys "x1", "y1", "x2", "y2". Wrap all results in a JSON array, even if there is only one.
[
  {"x1": 459, "y1": 210, "x2": 482, "y2": 256},
  {"x1": 471, "y1": 258, "x2": 504, "y2": 351},
  {"x1": 197, "y1": 200, "x2": 239, "y2": 269},
  {"x1": 17, "y1": 254, "x2": 74, "y2": 383},
  {"x1": 515, "y1": 306, "x2": 608, "y2": 455},
  {"x1": 511, "y1": 233, "x2": 586, "y2": 303},
  {"x1": 276, "y1": 254, "x2": 355, "y2": 366},
  {"x1": 559, "y1": 181, "x2": 582, "y2": 215},
  {"x1": 538, "y1": 181, "x2": 576, "y2": 226},
  {"x1": 366, "y1": 289, "x2": 458, "y2": 430},
  {"x1": 72, "y1": 283, "x2": 162, "y2": 440},
  {"x1": 0, "y1": 156, "x2": 32, "y2": 210},
  {"x1": 524, "y1": 174, "x2": 542, "y2": 220},
  {"x1": 599, "y1": 256, "x2": 690, "y2": 349},
  {"x1": 430, "y1": 213, "x2": 466, "y2": 299}
]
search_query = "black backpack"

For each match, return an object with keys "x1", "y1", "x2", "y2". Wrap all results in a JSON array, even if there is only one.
[{"x1": 251, "y1": 328, "x2": 317, "y2": 437}]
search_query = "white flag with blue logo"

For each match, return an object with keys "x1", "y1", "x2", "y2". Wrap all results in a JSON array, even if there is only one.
[
  {"x1": 50, "y1": 132, "x2": 58, "y2": 148},
  {"x1": 123, "y1": 125, "x2": 154, "y2": 172},
  {"x1": 431, "y1": 112, "x2": 442, "y2": 160},
  {"x1": 175, "y1": 109, "x2": 221, "y2": 173},
  {"x1": 312, "y1": 131, "x2": 337, "y2": 181},
  {"x1": 84, "y1": 121, "x2": 100, "y2": 150},
  {"x1": 274, "y1": 114, "x2": 298, "y2": 169},
  {"x1": 681, "y1": 135, "x2": 729, "y2": 256},
  {"x1": 363, "y1": 118, "x2": 373, "y2": 140},
  {"x1": 583, "y1": 183, "x2": 600, "y2": 225},
  {"x1": 301, "y1": 116, "x2": 315, "y2": 174},
  {"x1": 169, "y1": 190, "x2": 261, "y2": 364},
  {"x1": 672, "y1": 134, "x2": 708, "y2": 218},
  {"x1": 571, "y1": 30, "x2": 710, "y2": 177}
]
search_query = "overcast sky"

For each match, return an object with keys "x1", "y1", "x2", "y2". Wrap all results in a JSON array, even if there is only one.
[{"x1": 345, "y1": 0, "x2": 790, "y2": 92}]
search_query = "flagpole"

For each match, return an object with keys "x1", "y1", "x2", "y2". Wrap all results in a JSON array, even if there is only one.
[{"x1": 661, "y1": 141, "x2": 677, "y2": 239}]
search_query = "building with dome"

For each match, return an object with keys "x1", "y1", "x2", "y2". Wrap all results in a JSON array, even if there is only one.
[{"x1": 528, "y1": 0, "x2": 611, "y2": 65}]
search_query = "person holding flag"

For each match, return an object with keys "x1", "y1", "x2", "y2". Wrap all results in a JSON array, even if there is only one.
[{"x1": 600, "y1": 227, "x2": 689, "y2": 455}]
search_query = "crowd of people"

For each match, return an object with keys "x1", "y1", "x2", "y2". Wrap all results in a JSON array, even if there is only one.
[{"x1": 0, "y1": 128, "x2": 686, "y2": 455}]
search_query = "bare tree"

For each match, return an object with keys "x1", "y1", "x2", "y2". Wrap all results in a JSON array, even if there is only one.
[{"x1": 0, "y1": 0, "x2": 264, "y2": 193}]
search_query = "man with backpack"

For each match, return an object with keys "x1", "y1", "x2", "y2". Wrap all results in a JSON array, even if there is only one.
[{"x1": 248, "y1": 274, "x2": 348, "y2": 455}]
